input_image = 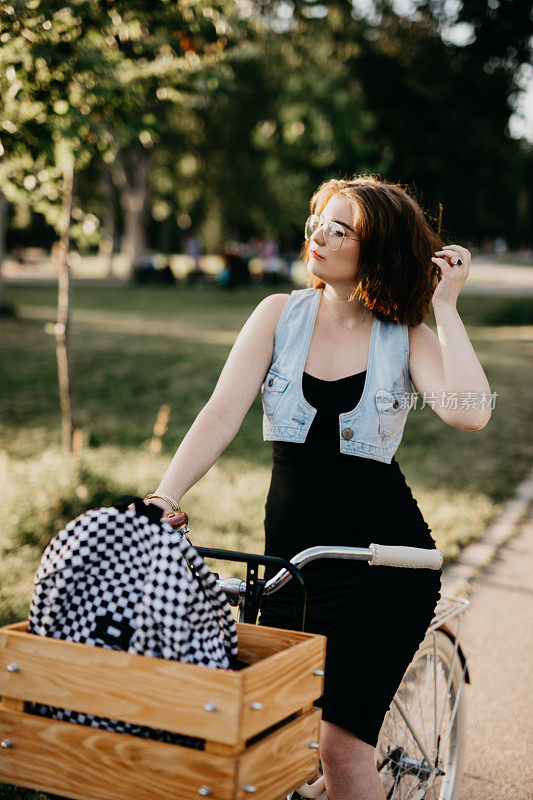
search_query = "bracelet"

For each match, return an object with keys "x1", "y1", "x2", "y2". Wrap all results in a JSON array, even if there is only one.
[{"x1": 144, "y1": 492, "x2": 182, "y2": 513}]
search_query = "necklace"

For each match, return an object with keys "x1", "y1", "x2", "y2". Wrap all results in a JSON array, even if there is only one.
[{"x1": 323, "y1": 298, "x2": 369, "y2": 333}]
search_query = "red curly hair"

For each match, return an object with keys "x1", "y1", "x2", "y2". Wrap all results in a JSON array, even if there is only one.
[{"x1": 302, "y1": 174, "x2": 444, "y2": 326}]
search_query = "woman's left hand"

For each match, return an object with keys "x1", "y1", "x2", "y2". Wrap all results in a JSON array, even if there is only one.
[{"x1": 431, "y1": 245, "x2": 471, "y2": 308}]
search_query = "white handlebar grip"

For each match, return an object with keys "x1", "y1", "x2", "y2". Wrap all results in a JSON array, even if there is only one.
[{"x1": 368, "y1": 543, "x2": 443, "y2": 570}]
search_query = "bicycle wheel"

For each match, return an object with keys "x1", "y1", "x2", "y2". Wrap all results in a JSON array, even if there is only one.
[{"x1": 375, "y1": 628, "x2": 467, "y2": 800}]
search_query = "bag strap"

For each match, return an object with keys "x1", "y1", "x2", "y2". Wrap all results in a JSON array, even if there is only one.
[
  {"x1": 113, "y1": 495, "x2": 164, "y2": 525},
  {"x1": 176, "y1": 538, "x2": 239, "y2": 660}
]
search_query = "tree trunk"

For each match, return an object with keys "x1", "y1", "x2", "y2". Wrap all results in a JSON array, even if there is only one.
[
  {"x1": 98, "y1": 164, "x2": 116, "y2": 278},
  {"x1": 0, "y1": 190, "x2": 8, "y2": 308},
  {"x1": 201, "y1": 189, "x2": 224, "y2": 254},
  {"x1": 114, "y1": 148, "x2": 150, "y2": 276},
  {"x1": 55, "y1": 158, "x2": 78, "y2": 455}
]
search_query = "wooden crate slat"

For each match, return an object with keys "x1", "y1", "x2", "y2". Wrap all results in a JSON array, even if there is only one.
[
  {"x1": 0, "y1": 622, "x2": 242, "y2": 743},
  {"x1": 236, "y1": 623, "x2": 319, "y2": 664},
  {"x1": 241, "y1": 636, "x2": 326, "y2": 739},
  {"x1": 0, "y1": 706, "x2": 236, "y2": 800},
  {"x1": 236, "y1": 708, "x2": 322, "y2": 800},
  {"x1": 2, "y1": 622, "x2": 27, "y2": 633},
  {"x1": 0, "y1": 706, "x2": 323, "y2": 800}
]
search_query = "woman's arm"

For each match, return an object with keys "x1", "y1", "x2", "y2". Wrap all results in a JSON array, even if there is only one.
[
  {"x1": 409, "y1": 310, "x2": 492, "y2": 430},
  {"x1": 408, "y1": 244, "x2": 492, "y2": 431},
  {"x1": 150, "y1": 293, "x2": 290, "y2": 513}
]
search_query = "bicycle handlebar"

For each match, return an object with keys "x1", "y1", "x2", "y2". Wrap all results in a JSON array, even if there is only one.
[
  {"x1": 368, "y1": 543, "x2": 443, "y2": 569},
  {"x1": 217, "y1": 543, "x2": 443, "y2": 605}
]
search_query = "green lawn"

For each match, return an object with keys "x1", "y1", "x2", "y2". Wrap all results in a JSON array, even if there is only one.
[
  {"x1": 1, "y1": 283, "x2": 533, "y2": 627},
  {"x1": 0, "y1": 283, "x2": 532, "y2": 799}
]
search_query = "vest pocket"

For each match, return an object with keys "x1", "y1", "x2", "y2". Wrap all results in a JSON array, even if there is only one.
[
  {"x1": 376, "y1": 389, "x2": 406, "y2": 439},
  {"x1": 262, "y1": 371, "x2": 289, "y2": 417}
]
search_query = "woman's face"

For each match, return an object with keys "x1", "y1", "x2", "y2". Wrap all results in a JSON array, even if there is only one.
[{"x1": 306, "y1": 195, "x2": 361, "y2": 286}]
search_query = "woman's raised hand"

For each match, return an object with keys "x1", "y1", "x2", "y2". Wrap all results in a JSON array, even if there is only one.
[{"x1": 431, "y1": 244, "x2": 471, "y2": 308}]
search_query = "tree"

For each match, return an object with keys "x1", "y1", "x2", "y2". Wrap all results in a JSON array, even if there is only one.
[
  {"x1": 353, "y1": 0, "x2": 533, "y2": 243},
  {"x1": 0, "y1": 189, "x2": 8, "y2": 310},
  {"x1": 0, "y1": 0, "x2": 249, "y2": 453},
  {"x1": 197, "y1": 0, "x2": 386, "y2": 245}
]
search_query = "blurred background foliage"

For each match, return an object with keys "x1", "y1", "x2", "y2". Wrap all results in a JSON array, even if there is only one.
[{"x1": 0, "y1": 0, "x2": 532, "y2": 276}]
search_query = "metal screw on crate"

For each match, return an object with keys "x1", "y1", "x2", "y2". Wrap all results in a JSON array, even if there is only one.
[
  {"x1": 309, "y1": 741, "x2": 320, "y2": 749},
  {"x1": 243, "y1": 785, "x2": 257, "y2": 793},
  {"x1": 312, "y1": 668, "x2": 324, "y2": 676},
  {"x1": 1, "y1": 739, "x2": 14, "y2": 749},
  {"x1": 198, "y1": 786, "x2": 212, "y2": 796},
  {"x1": 249, "y1": 701, "x2": 263, "y2": 710},
  {"x1": 6, "y1": 663, "x2": 19, "y2": 672},
  {"x1": 203, "y1": 702, "x2": 217, "y2": 712}
]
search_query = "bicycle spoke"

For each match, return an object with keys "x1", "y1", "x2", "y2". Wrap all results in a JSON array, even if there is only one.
[{"x1": 375, "y1": 631, "x2": 465, "y2": 800}]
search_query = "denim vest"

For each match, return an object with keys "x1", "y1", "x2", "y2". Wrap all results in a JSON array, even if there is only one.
[{"x1": 261, "y1": 287, "x2": 414, "y2": 464}]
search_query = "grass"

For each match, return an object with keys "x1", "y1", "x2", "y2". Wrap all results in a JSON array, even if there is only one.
[{"x1": 0, "y1": 284, "x2": 532, "y2": 799}]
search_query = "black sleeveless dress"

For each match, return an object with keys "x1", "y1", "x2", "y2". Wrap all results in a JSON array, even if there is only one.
[{"x1": 257, "y1": 369, "x2": 442, "y2": 748}]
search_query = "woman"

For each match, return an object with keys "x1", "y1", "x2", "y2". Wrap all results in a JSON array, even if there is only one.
[{"x1": 143, "y1": 176, "x2": 492, "y2": 800}]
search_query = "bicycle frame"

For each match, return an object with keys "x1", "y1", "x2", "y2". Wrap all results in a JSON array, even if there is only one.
[{"x1": 195, "y1": 546, "x2": 309, "y2": 629}]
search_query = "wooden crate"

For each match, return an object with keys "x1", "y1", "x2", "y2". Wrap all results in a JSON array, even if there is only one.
[{"x1": 0, "y1": 620, "x2": 326, "y2": 800}]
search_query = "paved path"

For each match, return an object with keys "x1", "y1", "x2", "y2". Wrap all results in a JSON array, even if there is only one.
[
  {"x1": 457, "y1": 504, "x2": 533, "y2": 798},
  {"x1": 462, "y1": 258, "x2": 533, "y2": 296}
]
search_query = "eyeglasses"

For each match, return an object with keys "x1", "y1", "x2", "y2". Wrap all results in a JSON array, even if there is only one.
[{"x1": 304, "y1": 213, "x2": 360, "y2": 251}]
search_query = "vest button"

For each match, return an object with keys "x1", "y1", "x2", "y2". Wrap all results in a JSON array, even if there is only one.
[
  {"x1": 267, "y1": 378, "x2": 274, "y2": 387},
  {"x1": 341, "y1": 428, "x2": 354, "y2": 440}
]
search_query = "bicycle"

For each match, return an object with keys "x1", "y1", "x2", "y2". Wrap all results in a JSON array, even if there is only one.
[{"x1": 196, "y1": 542, "x2": 470, "y2": 800}]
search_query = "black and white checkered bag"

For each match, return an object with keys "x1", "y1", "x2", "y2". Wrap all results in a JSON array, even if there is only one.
[{"x1": 26, "y1": 496, "x2": 238, "y2": 749}]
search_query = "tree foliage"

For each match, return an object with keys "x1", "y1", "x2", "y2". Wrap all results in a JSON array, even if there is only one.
[{"x1": 1, "y1": 0, "x2": 532, "y2": 256}]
